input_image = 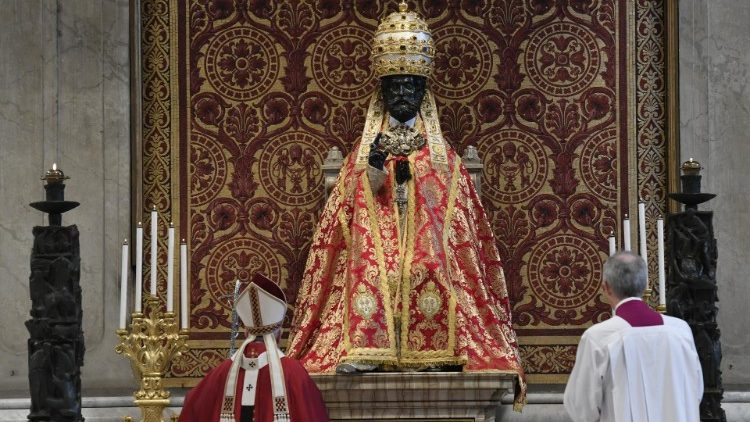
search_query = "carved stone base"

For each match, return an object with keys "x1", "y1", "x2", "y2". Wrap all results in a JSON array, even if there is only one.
[{"x1": 312, "y1": 372, "x2": 515, "y2": 421}]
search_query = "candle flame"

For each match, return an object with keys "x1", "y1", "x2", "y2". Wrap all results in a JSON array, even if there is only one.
[{"x1": 52, "y1": 162, "x2": 57, "y2": 171}]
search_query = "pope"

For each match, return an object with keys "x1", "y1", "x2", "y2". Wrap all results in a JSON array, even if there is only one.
[{"x1": 180, "y1": 273, "x2": 329, "y2": 422}]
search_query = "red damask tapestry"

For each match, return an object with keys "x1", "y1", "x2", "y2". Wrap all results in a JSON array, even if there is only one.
[{"x1": 138, "y1": 0, "x2": 670, "y2": 386}]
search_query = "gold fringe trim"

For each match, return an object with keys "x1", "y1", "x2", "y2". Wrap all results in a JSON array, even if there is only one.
[
  {"x1": 444, "y1": 157, "x2": 461, "y2": 355},
  {"x1": 344, "y1": 345, "x2": 399, "y2": 358},
  {"x1": 338, "y1": 355, "x2": 400, "y2": 366},
  {"x1": 399, "y1": 153, "x2": 417, "y2": 355},
  {"x1": 356, "y1": 93, "x2": 385, "y2": 168},
  {"x1": 421, "y1": 91, "x2": 449, "y2": 172},
  {"x1": 340, "y1": 173, "x2": 354, "y2": 353}
]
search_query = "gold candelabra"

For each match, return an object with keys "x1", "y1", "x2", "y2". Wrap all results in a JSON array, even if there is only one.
[
  {"x1": 116, "y1": 296, "x2": 189, "y2": 422},
  {"x1": 644, "y1": 285, "x2": 667, "y2": 314},
  {"x1": 642, "y1": 287, "x2": 653, "y2": 304}
]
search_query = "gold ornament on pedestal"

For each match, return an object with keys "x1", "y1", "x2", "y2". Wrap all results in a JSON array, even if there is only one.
[{"x1": 116, "y1": 298, "x2": 188, "y2": 421}]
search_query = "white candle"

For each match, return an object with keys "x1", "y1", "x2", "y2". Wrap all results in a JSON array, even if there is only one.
[
  {"x1": 135, "y1": 223, "x2": 143, "y2": 313},
  {"x1": 167, "y1": 222, "x2": 175, "y2": 312},
  {"x1": 657, "y1": 217, "x2": 666, "y2": 306},
  {"x1": 119, "y1": 240, "x2": 129, "y2": 329},
  {"x1": 150, "y1": 207, "x2": 158, "y2": 297},
  {"x1": 638, "y1": 201, "x2": 649, "y2": 283},
  {"x1": 180, "y1": 240, "x2": 188, "y2": 330},
  {"x1": 623, "y1": 214, "x2": 631, "y2": 251},
  {"x1": 608, "y1": 231, "x2": 616, "y2": 256}
]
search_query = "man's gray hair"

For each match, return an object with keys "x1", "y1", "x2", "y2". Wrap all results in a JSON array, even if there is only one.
[{"x1": 603, "y1": 251, "x2": 648, "y2": 299}]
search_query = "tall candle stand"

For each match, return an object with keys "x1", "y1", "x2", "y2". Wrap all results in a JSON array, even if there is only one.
[
  {"x1": 28, "y1": 164, "x2": 84, "y2": 421},
  {"x1": 115, "y1": 296, "x2": 188, "y2": 422},
  {"x1": 666, "y1": 158, "x2": 724, "y2": 421}
]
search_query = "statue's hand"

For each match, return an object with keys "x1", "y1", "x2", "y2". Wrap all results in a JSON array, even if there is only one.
[{"x1": 368, "y1": 133, "x2": 388, "y2": 170}]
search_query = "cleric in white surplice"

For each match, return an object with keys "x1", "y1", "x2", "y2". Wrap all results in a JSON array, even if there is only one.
[{"x1": 564, "y1": 251, "x2": 703, "y2": 422}]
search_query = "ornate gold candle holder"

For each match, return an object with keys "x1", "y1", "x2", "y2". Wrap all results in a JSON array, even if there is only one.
[
  {"x1": 116, "y1": 296, "x2": 189, "y2": 422},
  {"x1": 642, "y1": 287, "x2": 653, "y2": 303}
]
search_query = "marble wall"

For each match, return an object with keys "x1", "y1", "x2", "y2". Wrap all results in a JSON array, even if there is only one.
[
  {"x1": 680, "y1": 0, "x2": 750, "y2": 385},
  {"x1": 0, "y1": 0, "x2": 132, "y2": 394}
]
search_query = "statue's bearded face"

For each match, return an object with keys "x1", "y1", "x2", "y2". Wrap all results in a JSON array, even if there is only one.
[{"x1": 380, "y1": 75, "x2": 427, "y2": 123}]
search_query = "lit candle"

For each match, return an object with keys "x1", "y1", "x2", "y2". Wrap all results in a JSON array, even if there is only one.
[
  {"x1": 657, "y1": 217, "x2": 666, "y2": 306},
  {"x1": 167, "y1": 222, "x2": 175, "y2": 312},
  {"x1": 36, "y1": 162, "x2": 75, "y2": 226},
  {"x1": 638, "y1": 200, "x2": 649, "y2": 283},
  {"x1": 623, "y1": 214, "x2": 631, "y2": 251},
  {"x1": 180, "y1": 240, "x2": 188, "y2": 330},
  {"x1": 608, "y1": 231, "x2": 616, "y2": 256},
  {"x1": 150, "y1": 206, "x2": 158, "y2": 297},
  {"x1": 119, "y1": 239, "x2": 129, "y2": 329},
  {"x1": 135, "y1": 222, "x2": 143, "y2": 313}
]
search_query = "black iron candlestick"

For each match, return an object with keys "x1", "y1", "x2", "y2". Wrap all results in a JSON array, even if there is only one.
[
  {"x1": 666, "y1": 158, "x2": 725, "y2": 422},
  {"x1": 26, "y1": 164, "x2": 85, "y2": 422}
]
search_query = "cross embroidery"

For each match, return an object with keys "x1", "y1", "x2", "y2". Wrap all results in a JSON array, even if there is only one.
[{"x1": 246, "y1": 384, "x2": 253, "y2": 391}]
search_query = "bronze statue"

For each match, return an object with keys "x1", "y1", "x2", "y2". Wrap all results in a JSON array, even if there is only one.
[{"x1": 287, "y1": 1, "x2": 525, "y2": 408}]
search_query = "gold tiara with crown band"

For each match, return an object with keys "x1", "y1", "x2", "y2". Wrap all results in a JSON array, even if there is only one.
[{"x1": 372, "y1": 1, "x2": 435, "y2": 78}]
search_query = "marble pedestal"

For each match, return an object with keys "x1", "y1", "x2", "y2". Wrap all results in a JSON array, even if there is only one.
[{"x1": 312, "y1": 372, "x2": 516, "y2": 421}]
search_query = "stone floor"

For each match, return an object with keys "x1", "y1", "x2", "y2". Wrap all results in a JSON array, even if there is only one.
[{"x1": 0, "y1": 386, "x2": 747, "y2": 421}]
